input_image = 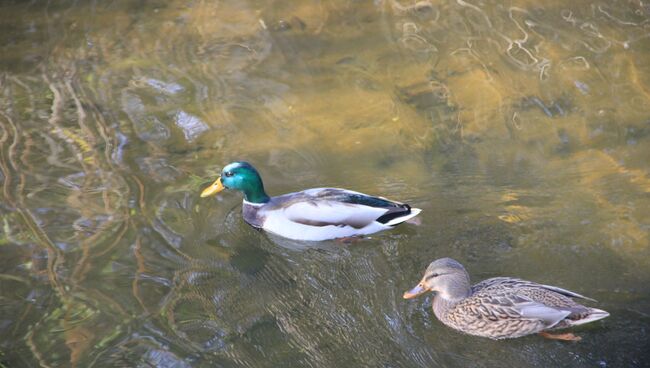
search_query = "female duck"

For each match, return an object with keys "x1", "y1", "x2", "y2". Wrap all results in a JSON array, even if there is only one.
[
  {"x1": 200, "y1": 161, "x2": 421, "y2": 241},
  {"x1": 404, "y1": 258, "x2": 609, "y2": 341}
]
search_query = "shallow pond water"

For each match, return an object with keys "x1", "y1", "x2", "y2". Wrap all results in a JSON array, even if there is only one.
[{"x1": 1, "y1": 0, "x2": 649, "y2": 367}]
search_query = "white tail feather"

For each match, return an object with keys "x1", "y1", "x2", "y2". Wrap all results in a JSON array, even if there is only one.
[{"x1": 566, "y1": 308, "x2": 610, "y2": 327}]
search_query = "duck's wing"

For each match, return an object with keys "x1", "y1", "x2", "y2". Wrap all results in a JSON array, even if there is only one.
[
  {"x1": 467, "y1": 278, "x2": 600, "y2": 328},
  {"x1": 474, "y1": 291, "x2": 573, "y2": 326},
  {"x1": 270, "y1": 188, "x2": 419, "y2": 228},
  {"x1": 472, "y1": 277, "x2": 596, "y2": 302}
]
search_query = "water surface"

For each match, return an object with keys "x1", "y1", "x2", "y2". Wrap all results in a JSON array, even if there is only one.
[{"x1": 1, "y1": 1, "x2": 649, "y2": 367}]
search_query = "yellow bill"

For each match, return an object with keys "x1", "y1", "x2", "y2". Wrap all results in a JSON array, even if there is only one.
[{"x1": 200, "y1": 177, "x2": 225, "y2": 197}]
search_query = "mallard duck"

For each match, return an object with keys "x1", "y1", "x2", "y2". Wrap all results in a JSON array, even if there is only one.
[
  {"x1": 200, "y1": 161, "x2": 421, "y2": 241},
  {"x1": 403, "y1": 258, "x2": 609, "y2": 341}
]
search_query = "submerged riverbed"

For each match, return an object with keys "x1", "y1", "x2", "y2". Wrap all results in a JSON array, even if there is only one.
[{"x1": 1, "y1": 1, "x2": 649, "y2": 367}]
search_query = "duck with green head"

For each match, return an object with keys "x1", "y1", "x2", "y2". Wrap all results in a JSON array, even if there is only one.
[{"x1": 200, "y1": 161, "x2": 421, "y2": 241}]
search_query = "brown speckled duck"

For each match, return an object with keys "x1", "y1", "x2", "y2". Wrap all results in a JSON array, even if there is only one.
[{"x1": 403, "y1": 258, "x2": 609, "y2": 341}]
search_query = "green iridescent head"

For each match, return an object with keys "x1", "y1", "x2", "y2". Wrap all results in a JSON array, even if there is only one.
[{"x1": 200, "y1": 161, "x2": 270, "y2": 203}]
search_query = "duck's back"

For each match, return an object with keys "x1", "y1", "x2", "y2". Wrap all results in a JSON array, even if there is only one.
[{"x1": 471, "y1": 277, "x2": 591, "y2": 308}]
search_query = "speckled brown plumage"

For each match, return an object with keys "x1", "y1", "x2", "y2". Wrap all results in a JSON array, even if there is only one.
[{"x1": 404, "y1": 258, "x2": 609, "y2": 340}]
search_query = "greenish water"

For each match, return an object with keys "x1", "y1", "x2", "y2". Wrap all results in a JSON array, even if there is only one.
[{"x1": 1, "y1": 0, "x2": 649, "y2": 366}]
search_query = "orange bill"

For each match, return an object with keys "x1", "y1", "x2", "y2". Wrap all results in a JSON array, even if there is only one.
[
  {"x1": 403, "y1": 283, "x2": 428, "y2": 299},
  {"x1": 200, "y1": 177, "x2": 225, "y2": 197}
]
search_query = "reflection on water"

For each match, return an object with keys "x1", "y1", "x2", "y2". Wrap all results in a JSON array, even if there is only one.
[{"x1": 0, "y1": 0, "x2": 649, "y2": 366}]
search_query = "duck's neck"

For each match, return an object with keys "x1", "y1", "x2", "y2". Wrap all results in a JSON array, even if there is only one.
[
  {"x1": 244, "y1": 190, "x2": 270, "y2": 204},
  {"x1": 433, "y1": 295, "x2": 466, "y2": 323},
  {"x1": 241, "y1": 178, "x2": 270, "y2": 204},
  {"x1": 433, "y1": 280, "x2": 471, "y2": 322}
]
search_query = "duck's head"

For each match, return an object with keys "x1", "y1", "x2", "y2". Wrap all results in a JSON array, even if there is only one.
[
  {"x1": 200, "y1": 161, "x2": 270, "y2": 203},
  {"x1": 403, "y1": 258, "x2": 471, "y2": 301}
]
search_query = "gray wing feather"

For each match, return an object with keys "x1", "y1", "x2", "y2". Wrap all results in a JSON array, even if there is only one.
[
  {"x1": 514, "y1": 301, "x2": 572, "y2": 327},
  {"x1": 266, "y1": 188, "x2": 402, "y2": 228}
]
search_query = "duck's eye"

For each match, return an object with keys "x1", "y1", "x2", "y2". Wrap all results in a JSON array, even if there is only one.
[
  {"x1": 426, "y1": 273, "x2": 439, "y2": 280},
  {"x1": 224, "y1": 171, "x2": 234, "y2": 177}
]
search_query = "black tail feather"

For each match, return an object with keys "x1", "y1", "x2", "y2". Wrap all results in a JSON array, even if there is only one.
[{"x1": 376, "y1": 205, "x2": 411, "y2": 225}]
